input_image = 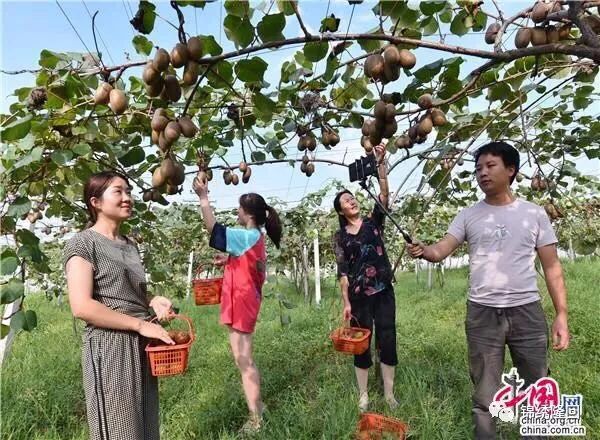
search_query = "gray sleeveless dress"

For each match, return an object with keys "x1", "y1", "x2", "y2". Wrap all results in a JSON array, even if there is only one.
[{"x1": 63, "y1": 229, "x2": 159, "y2": 440}]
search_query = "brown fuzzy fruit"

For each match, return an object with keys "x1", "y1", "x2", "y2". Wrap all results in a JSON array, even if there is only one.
[
  {"x1": 153, "y1": 48, "x2": 170, "y2": 72},
  {"x1": 362, "y1": 120, "x2": 374, "y2": 137},
  {"x1": 305, "y1": 135, "x2": 317, "y2": 152},
  {"x1": 383, "y1": 44, "x2": 401, "y2": 66},
  {"x1": 531, "y1": 1, "x2": 551, "y2": 23},
  {"x1": 302, "y1": 155, "x2": 310, "y2": 164},
  {"x1": 364, "y1": 54, "x2": 385, "y2": 80},
  {"x1": 395, "y1": 135, "x2": 413, "y2": 149},
  {"x1": 145, "y1": 79, "x2": 164, "y2": 98},
  {"x1": 306, "y1": 162, "x2": 315, "y2": 176},
  {"x1": 383, "y1": 120, "x2": 398, "y2": 139},
  {"x1": 384, "y1": 104, "x2": 396, "y2": 122},
  {"x1": 398, "y1": 49, "x2": 416, "y2": 69},
  {"x1": 431, "y1": 108, "x2": 447, "y2": 127},
  {"x1": 531, "y1": 27, "x2": 548, "y2": 46},
  {"x1": 369, "y1": 132, "x2": 383, "y2": 147},
  {"x1": 108, "y1": 89, "x2": 128, "y2": 115},
  {"x1": 300, "y1": 162, "x2": 308, "y2": 173},
  {"x1": 142, "y1": 62, "x2": 161, "y2": 85},
  {"x1": 164, "y1": 75, "x2": 182, "y2": 102},
  {"x1": 546, "y1": 26, "x2": 559, "y2": 44},
  {"x1": 143, "y1": 190, "x2": 153, "y2": 202},
  {"x1": 231, "y1": 174, "x2": 239, "y2": 185},
  {"x1": 239, "y1": 161, "x2": 248, "y2": 173},
  {"x1": 360, "y1": 136, "x2": 374, "y2": 151},
  {"x1": 485, "y1": 23, "x2": 501, "y2": 44},
  {"x1": 374, "y1": 100, "x2": 387, "y2": 120},
  {"x1": 183, "y1": 61, "x2": 200, "y2": 86},
  {"x1": 152, "y1": 167, "x2": 166, "y2": 188},
  {"x1": 178, "y1": 116, "x2": 198, "y2": 138},
  {"x1": 151, "y1": 129, "x2": 160, "y2": 145},
  {"x1": 94, "y1": 82, "x2": 112, "y2": 105},
  {"x1": 383, "y1": 62, "x2": 400, "y2": 83},
  {"x1": 515, "y1": 28, "x2": 532, "y2": 48},
  {"x1": 164, "y1": 121, "x2": 181, "y2": 143},
  {"x1": 170, "y1": 43, "x2": 189, "y2": 68},
  {"x1": 242, "y1": 167, "x2": 252, "y2": 183},
  {"x1": 160, "y1": 157, "x2": 177, "y2": 181},
  {"x1": 417, "y1": 115, "x2": 433, "y2": 136},
  {"x1": 151, "y1": 109, "x2": 169, "y2": 132},
  {"x1": 329, "y1": 131, "x2": 340, "y2": 146},
  {"x1": 417, "y1": 93, "x2": 433, "y2": 110},
  {"x1": 187, "y1": 37, "x2": 203, "y2": 60},
  {"x1": 223, "y1": 170, "x2": 233, "y2": 185},
  {"x1": 158, "y1": 131, "x2": 172, "y2": 152},
  {"x1": 166, "y1": 183, "x2": 178, "y2": 195},
  {"x1": 170, "y1": 161, "x2": 185, "y2": 186},
  {"x1": 558, "y1": 25, "x2": 571, "y2": 41}
]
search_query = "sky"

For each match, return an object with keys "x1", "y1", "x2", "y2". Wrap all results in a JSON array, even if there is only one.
[{"x1": 1, "y1": 0, "x2": 598, "y2": 213}]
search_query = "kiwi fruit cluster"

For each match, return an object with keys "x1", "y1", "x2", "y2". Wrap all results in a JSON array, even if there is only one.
[
  {"x1": 320, "y1": 125, "x2": 340, "y2": 148},
  {"x1": 143, "y1": 36, "x2": 204, "y2": 101},
  {"x1": 151, "y1": 108, "x2": 198, "y2": 153},
  {"x1": 94, "y1": 81, "x2": 128, "y2": 115},
  {"x1": 297, "y1": 133, "x2": 317, "y2": 152},
  {"x1": 300, "y1": 154, "x2": 315, "y2": 177},
  {"x1": 544, "y1": 201, "x2": 563, "y2": 220},
  {"x1": 514, "y1": 1, "x2": 570, "y2": 48},
  {"x1": 395, "y1": 94, "x2": 447, "y2": 150},
  {"x1": 143, "y1": 154, "x2": 186, "y2": 201},
  {"x1": 531, "y1": 173, "x2": 549, "y2": 191},
  {"x1": 222, "y1": 169, "x2": 240, "y2": 186},
  {"x1": 238, "y1": 161, "x2": 253, "y2": 184},
  {"x1": 363, "y1": 45, "x2": 416, "y2": 83},
  {"x1": 24, "y1": 208, "x2": 43, "y2": 224},
  {"x1": 360, "y1": 100, "x2": 398, "y2": 153}
]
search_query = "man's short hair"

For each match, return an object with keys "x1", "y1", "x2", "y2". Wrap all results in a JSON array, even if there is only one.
[{"x1": 474, "y1": 141, "x2": 520, "y2": 184}]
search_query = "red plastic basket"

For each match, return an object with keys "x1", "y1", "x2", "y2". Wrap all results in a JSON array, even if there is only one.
[
  {"x1": 356, "y1": 412, "x2": 408, "y2": 440},
  {"x1": 192, "y1": 265, "x2": 222, "y2": 305},
  {"x1": 145, "y1": 315, "x2": 195, "y2": 377},
  {"x1": 330, "y1": 320, "x2": 371, "y2": 355}
]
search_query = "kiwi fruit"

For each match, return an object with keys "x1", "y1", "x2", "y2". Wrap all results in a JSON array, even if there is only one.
[
  {"x1": 329, "y1": 131, "x2": 340, "y2": 146},
  {"x1": 485, "y1": 23, "x2": 501, "y2": 44},
  {"x1": 231, "y1": 173, "x2": 239, "y2": 185},
  {"x1": 223, "y1": 170, "x2": 233, "y2": 185},
  {"x1": 383, "y1": 62, "x2": 400, "y2": 83},
  {"x1": 151, "y1": 189, "x2": 162, "y2": 202},
  {"x1": 369, "y1": 132, "x2": 383, "y2": 147},
  {"x1": 516, "y1": 173, "x2": 524, "y2": 183},
  {"x1": 374, "y1": 100, "x2": 387, "y2": 120},
  {"x1": 239, "y1": 161, "x2": 248, "y2": 173},
  {"x1": 300, "y1": 162, "x2": 308, "y2": 173},
  {"x1": 151, "y1": 109, "x2": 169, "y2": 132},
  {"x1": 383, "y1": 120, "x2": 398, "y2": 139},
  {"x1": 152, "y1": 167, "x2": 166, "y2": 188},
  {"x1": 108, "y1": 89, "x2": 128, "y2": 115},
  {"x1": 160, "y1": 157, "x2": 177, "y2": 181},
  {"x1": 183, "y1": 61, "x2": 200, "y2": 86},
  {"x1": 242, "y1": 166, "x2": 252, "y2": 183},
  {"x1": 360, "y1": 135, "x2": 374, "y2": 151},
  {"x1": 94, "y1": 82, "x2": 112, "y2": 105},
  {"x1": 383, "y1": 44, "x2": 401, "y2": 66},
  {"x1": 142, "y1": 62, "x2": 161, "y2": 85},
  {"x1": 457, "y1": 158, "x2": 464, "y2": 166},
  {"x1": 151, "y1": 129, "x2": 160, "y2": 145},
  {"x1": 164, "y1": 121, "x2": 181, "y2": 143},
  {"x1": 531, "y1": 1, "x2": 550, "y2": 23},
  {"x1": 302, "y1": 155, "x2": 310, "y2": 164},
  {"x1": 408, "y1": 125, "x2": 418, "y2": 140},
  {"x1": 164, "y1": 75, "x2": 182, "y2": 102},
  {"x1": 143, "y1": 190, "x2": 153, "y2": 202},
  {"x1": 417, "y1": 115, "x2": 433, "y2": 136},
  {"x1": 384, "y1": 104, "x2": 396, "y2": 122},
  {"x1": 178, "y1": 116, "x2": 198, "y2": 138},
  {"x1": 531, "y1": 27, "x2": 548, "y2": 46},
  {"x1": 394, "y1": 134, "x2": 413, "y2": 149},
  {"x1": 546, "y1": 26, "x2": 559, "y2": 43},
  {"x1": 145, "y1": 79, "x2": 164, "y2": 98},
  {"x1": 306, "y1": 135, "x2": 317, "y2": 151},
  {"x1": 298, "y1": 136, "x2": 309, "y2": 151},
  {"x1": 306, "y1": 162, "x2": 315, "y2": 177},
  {"x1": 166, "y1": 184, "x2": 178, "y2": 195},
  {"x1": 362, "y1": 120, "x2": 374, "y2": 137},
  {"x1": 415, "y1": 135, "x2": 427, "y2": 144},
  {"x1": 364, "y1": 54, "x2": 385, "y2": 80},
  {"x1": 558, "y1": 24, "x2": 571, "y2": 40},
  {"x1": 170, "y1": 161, "x2": 186, "y2": 186},
  {"x1": 153, "y1": 48, "x2": 170, "y2": 72},
  {"x1": 515, "y1": 28, "x2": 532, "y2": 48},
  {"x1": 398, "y1": 49, "x2": 416, "y2": 69},
  {"x1": 158, "y1": 131, "x2": 172, "y2": 152},
  {"x1": 431, "y1": 108, "x2": 447, "y2": 127},
  {"x1": 170, "y1": 43, "x2": 189, "y2": 68},
  {"x1": 417, "y1": 93, "x2": 433, "y2": 110},
  {"x1": 187, "y1": 36, "x2": 203, "y2": 60}
]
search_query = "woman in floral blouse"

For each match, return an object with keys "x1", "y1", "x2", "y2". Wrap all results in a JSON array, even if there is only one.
[{"x1": 333, "y1": 144, "x2": 398, "y2": 412}]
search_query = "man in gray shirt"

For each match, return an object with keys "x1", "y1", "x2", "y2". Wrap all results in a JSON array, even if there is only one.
[{"x1": 407, "y1": 141, "x2": 570, "y2": 439}]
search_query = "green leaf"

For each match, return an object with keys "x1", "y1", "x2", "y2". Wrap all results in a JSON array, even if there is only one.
[
  {"x1": 1, "y1": 324, "x2": 9, "y2": 339},
  {"x1": 207, "y1": 61, "x2": 234, "y2": 89},
  {"x1": 199, "y1": 35, "x2": 223, "y2": 56},
  {"x1": 251, "y1": 151, "x2": 266, "y2": 162},
  {"x1": 420, "y1": 16, "x2": 439, "y2": 36},
  {"x1": 276, "y1": 0, "x2": 295, "y2": 15},
  {"x1": 252, "y1": 92, "x2": 276, "y2": 122},
  {"x1": 51, "y1": 150, "x2": 74, "y2": 166},
  {"x1": 573, "y1": 96, "x2": 591, "y2": 110},
  {"x1": 38, "y1": 49, "x2": 62, "y2": 68},
  {"x1": 6, "y1": 197, "x2": 31, "y2": 218},
  {"x1": 420, "y1": 1, "x2": 447, "y2": 15},
  {"x1": 429, "y1": 169, "x2": 451, "y2": 188},
  {"x1": 1, "y1": 279, "x2": 24, "y2": 305},
  {"x1": 176, "y1": 0, "x2": 207, "y2": 7},
  {"x1": 358, "y1": 38, "x2": 383, "y2": 53},
  {"x1": 413, "y1": 59, "x2": 443, "y2": 83},
  {"x1": 0, "y1": 249, "x2": 19, "y2": 276},
  {"x1": 450, "y1": 11, "x2": 469, "y2": 36},
  {"x1": 150, "y1": 271, "x2": 167, "y2": 282},
  {"x1": 132, "y1": 35, "x2": 153, "y2": 56},
  {"x1": 10, "y1": 310, "x2": 37, "y2": 332},
  {"x1": 129, "y1": 1, "x2": 156, "y2": 34},
  {"x1": 488, "y1": 83, "x2": 511, "y2": 102},
  {"x1": 1, "y1": 115, "x2": 32, "y2": 142},
  {"x1": 118, "y1": 146, "x2": 146, "y2": 167},
  {"x1": 257, "y1": 13, "x2": 286, "y2": 43},
  {"x1": 73, "y1": 143, "x2": 92, "y2": 156},
  {"x1": 17, "y1": 244, "x2": 43, "y2": 263},
  {"x1": 235, "y1": 58, "x2": 268, "y2": 83},
  {"x1": 224, "y1": 0, "x2": 252, "y2": 18},
  {"x1": 223, "y1": 15, "x2": 254, "y2": 48},
  {"x1": 303, "y1": 42, "x2": 329, "y2": 62},
  {"x1": 16, "y1": 229, "x2": 39, "y2": 246},
  {"x1": 439, "y1": 8, "x2": 453, "y2": 23},
  {"x1": 472, "y1": 10, "x2": 487, "y2": 32},
  {"x1": 320, "y1": 14, "x2": 340, "y2": 33}
]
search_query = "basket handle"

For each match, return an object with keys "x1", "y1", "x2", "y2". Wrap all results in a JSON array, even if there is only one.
[
  {"x1": 344, "y1": 315, "x2": 361, "y2": 328},
  {"x1": 150, "y1": 314, "x2": 195, "y2": 343}
]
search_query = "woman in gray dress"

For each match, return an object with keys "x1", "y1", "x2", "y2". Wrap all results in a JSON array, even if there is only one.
[{"x1": 64, "y1": 171, "x2": 175, "y2": 440}]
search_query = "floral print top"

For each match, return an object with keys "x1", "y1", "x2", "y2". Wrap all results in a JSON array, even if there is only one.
[{"x1": 333, "y1": 203, "x2": 393, "y2": 298}]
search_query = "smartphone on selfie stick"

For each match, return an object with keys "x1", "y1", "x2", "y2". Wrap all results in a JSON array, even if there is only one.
[{"x1": 348, "y1": 155, "x2": 413, "y2": 244}]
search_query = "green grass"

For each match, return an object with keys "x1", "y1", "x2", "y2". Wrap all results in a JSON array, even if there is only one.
[{"x1": 1, "y1": 259, "x2": 598, "y2": 439}]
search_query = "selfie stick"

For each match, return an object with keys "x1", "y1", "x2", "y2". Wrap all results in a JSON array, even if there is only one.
[{"x1": 358, "y1": 177, "x2": 413, "y2": 244}]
